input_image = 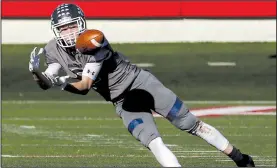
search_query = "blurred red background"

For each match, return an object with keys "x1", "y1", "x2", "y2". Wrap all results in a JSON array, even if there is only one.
[{"x1": 2, "y1": 0, "x2": 276, "y2": 19}]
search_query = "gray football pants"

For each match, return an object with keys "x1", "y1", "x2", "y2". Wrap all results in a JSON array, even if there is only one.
[{"x1": 115, "y1": 70, "x2": 199, "y2": 147}]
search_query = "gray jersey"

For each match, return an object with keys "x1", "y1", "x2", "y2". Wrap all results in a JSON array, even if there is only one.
[{"x1": 44, "y1": 37, "x2": 141, "y2": 102}]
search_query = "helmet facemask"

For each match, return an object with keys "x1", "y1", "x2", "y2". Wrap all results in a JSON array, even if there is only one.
[{"x1": 52, "y1": 16, "x2": 86, "y2": 48}]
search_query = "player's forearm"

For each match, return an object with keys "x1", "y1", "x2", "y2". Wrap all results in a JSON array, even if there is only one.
[
  {"x1": 32, "y1": 70, "x2": 53, "y2": 90},
  {"x1": 62, "y1": 76, "x2": 94, "y2": 95},
  {"x1": 62, "y1": 82, "x2": 90, "y2": 95}
]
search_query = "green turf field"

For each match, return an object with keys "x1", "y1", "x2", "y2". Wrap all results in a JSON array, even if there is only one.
[
  {"x1": 2, "y1": 102, "x2": 276, "y2": 167},
  {"x1": 2, "y1": 42, "x2": 276, "y2": 100}
]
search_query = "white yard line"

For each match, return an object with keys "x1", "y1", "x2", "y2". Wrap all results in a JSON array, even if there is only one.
[
  {"x1": 19, "y1": 125, "x2": 36, "y2": 129},
  {"x1": 2, "y1": 144, "x2": 137, "y2": 147},
  {"x1": 0, "y1": 154, "x2": 257, "y2": 159},
  {"x1": 2, "y1": 117, "x2": 122, "y2": 121},
  {"x1": 1, "y1": 154, "x2": 152, "y2": 158},
  {"x1": 3, "y1": 115, "x2": 276, "y2": 121},
  {"x1": 207, "y1": 62, "x2": 236, "y2": 67},
  {"x1": 134, "y1": 63, "x2": 155, "y2": 68},
  {"x1": 2, "y1": 100, "x2": 276, "y2": 105},
  {"x1": 2, "y1": 143, "x2": 207, "y2": 147},
  {"x1": 3, "y1": 125, "x2": 273, "y2": 129},
  {"x1": 2, "y1": 124, "x2": 129, "y2": 145}
]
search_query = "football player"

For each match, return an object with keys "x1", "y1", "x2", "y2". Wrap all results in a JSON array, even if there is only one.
[{"x1": 28, "y1": 3, "x2": 255, "y2": 167}]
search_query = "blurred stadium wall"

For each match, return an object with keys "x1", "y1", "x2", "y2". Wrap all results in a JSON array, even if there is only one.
[{"x1": 1, "y1": 0, "x2": 276, "y2": 43}]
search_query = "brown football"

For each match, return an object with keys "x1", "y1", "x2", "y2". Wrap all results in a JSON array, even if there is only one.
[{"x1": 75, "y1": 29, "x2": 104, "y2": 54}]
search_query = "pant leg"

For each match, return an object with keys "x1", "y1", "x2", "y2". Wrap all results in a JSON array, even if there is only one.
[
  {"x1": 130, "y1": 70, "x2": 199, "y2": 131},
  {"x1": 115, "y1": 102, "x2": 161, "y2": 147}
]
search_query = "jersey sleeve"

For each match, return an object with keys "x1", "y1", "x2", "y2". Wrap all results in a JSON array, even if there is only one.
[
  {"x1": 44, "y1": 49, "x2": 59, "y2": 65},
  {"x1": 82, "y1": 62, "x2": 103, "y2": 80},
  {"x1": 43, "y1": 39, "x2": 60, "y2": 65}
]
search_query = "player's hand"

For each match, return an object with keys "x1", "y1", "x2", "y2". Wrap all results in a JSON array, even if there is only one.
[
  {"x1": 55, "y1": 75, "x2": 70, "y2": 86},
  {"x1": 29, "y1": 47, "x2": 44, "y2": 72},
  {"x1": 41, "y1": 72, "x2": 70, "y2": 87}
]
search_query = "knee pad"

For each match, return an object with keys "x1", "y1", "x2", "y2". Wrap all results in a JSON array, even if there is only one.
[{"x1": 170, "y1": 107, "x2": 199, "y2": 131}]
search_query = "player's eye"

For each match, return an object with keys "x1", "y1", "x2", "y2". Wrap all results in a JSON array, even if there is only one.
[
  {"x1": 69, "y1": 24, "x2": 78, "y2": 28},
  {"x1": 59, "y1": 27, "x2": 67, "y2": 31}
]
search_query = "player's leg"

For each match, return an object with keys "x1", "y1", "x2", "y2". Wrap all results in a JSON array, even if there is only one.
[
  {"x1": 185, "y1": 119, "x2": 255, "y2": 167},
  {"x1": 115, "y1": 103, "x2": 181, "y2": 167},
  {"x1": 137, "y1": 70, "x2": 255, "y2": 167},
  {"x1": 169, "y1": 105, "x2": 255, "y2": 167},
  {"x1": 165, "y1": 100, "x2": 255, "y2": 167}
]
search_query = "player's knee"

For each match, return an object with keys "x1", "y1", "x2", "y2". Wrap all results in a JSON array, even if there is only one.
[
  {"x1": 186, "y1": 120, "x2": 219, "y2": 139},
  {"x1": 140, "y1": 131, "x2": 160, "y2": 147},
  {"x1": 127, "y1": 118, "x2": 160, "y2": 147},
  {"x1": 167, "y1": 98, "x2": 199, "y2": 131},
  {"x1": 171, "y1": 111, "x2": 199, "y2": 131}
]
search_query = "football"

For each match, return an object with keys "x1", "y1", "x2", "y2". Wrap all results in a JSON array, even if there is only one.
[{"x1": 75, "y1": 29, "x2": 104, "y2": 54}]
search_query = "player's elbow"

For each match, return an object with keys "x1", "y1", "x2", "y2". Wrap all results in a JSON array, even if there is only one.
[
  {"x1": 79, "y1": 82, "x2": 91, "y2": 91},
  {"x1": 77, "y1": 82, "x2": 91, "y2": 95},
  {"x1": 80, "y1": 77, "x2": 94, "y2": 91},
  {"x1": 80, "y1": 89, "x2": 90, "y2": 95}
]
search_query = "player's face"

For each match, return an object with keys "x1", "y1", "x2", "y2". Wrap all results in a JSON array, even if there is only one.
[{"x1": 59, "y1": 22, "x2": 79, "y2": 46}]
